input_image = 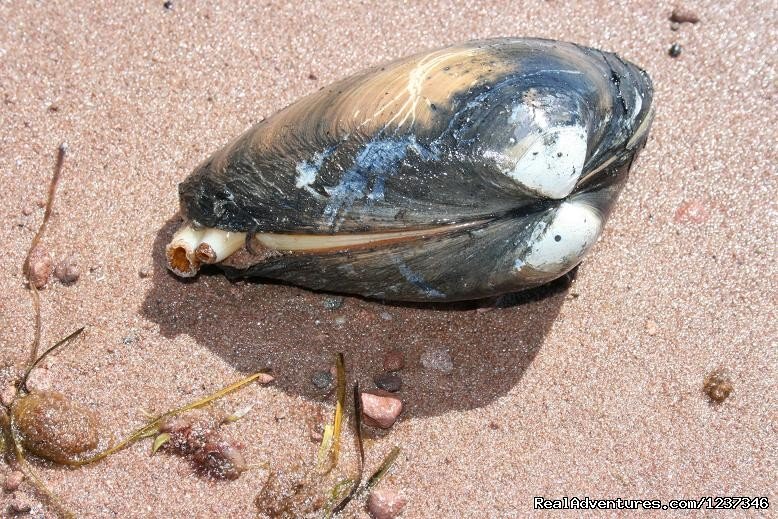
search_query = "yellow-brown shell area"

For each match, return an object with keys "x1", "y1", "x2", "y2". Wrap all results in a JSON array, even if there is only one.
[{"x1": 172, "y1": 38, "x2": 654, "y2": 301}]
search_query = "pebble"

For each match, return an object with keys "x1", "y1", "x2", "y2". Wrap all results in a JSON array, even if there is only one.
[
  {"x1": 374, "y1": 373, "x2": 402, "y2": 393},
  {"x1": 645, "y1": 320, "x2": 658, "y2": 336},
  {"x1": 380, "y1": 311, "x2": 393, "y2": 321},
  {"x1": 3, "y1": 471, "x2": 24, "y2": 492},
  {"x1": 421, "y1": 348, "x2": 454, "y2": 375},
  {"x1": 311, "y1": 370, "x2": 333, "y2": 390},
  {"x1": 54, "y1": 255, "x2": 80, "y2": 284},
  {"x1": 367, "y1": 487, "x2": 407, "y2": 519},
  {"x1": 21, "y1": 206, "x2": 33, "y2": 216},
  {"x1": 674, "y1": 200, "x2": 707, "y2": 223},
  {"x1": 361, "y1": 389, "x2": 403, "y2": 429},
  {"x1": 26, "y1": 248, "x2": 52, "y2": 289},
  {"x1": 668, "y1": 43, "x2": 682, "y2": 58},
  {"x1": 1, "y1": 384, "x2": 17, "y2": 407},
  {"x1": 8, "y1": 492, "x2": 32, "y2": 513},
  {"x1": 703, "y1": 372, "x2": 733, "y2": 404},
  {"x1": 323, "y1": 296, "x2": 344, "y2": 310},
  {"x1": 139, "y1": 266, "x2": 152, "y2": 278},
  {"x1": 670, "y1": 6, "x2": 700, "y2": 24},
  {"x1": 383, "y1": 350, "x2": 405, "y2": 372}
]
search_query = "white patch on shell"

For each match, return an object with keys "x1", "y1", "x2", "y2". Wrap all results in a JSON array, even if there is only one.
[
  {"x1": 295, "y1": 149, "x2": 334, "y2": 198},
  {"x1": 508, "y1": 125, "x2": 588, "y2": 199},
  {"x1": 524, "y1": 201, "x2": 602, "y2": 272}
]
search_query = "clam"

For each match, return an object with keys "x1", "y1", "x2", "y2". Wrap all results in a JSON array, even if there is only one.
[{"x1": 166, "y1": 38, "x2": 653, "y2": 301}]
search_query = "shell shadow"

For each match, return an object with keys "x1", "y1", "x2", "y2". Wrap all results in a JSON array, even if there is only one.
[{"x1": 140, "y1": 217, "x2": 574, "y2": 419}]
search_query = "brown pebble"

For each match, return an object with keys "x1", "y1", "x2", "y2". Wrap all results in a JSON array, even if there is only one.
[
  {"x1": 8, "y1": 492, "x2": 32, "y2": 513},
  {"x1": 645, "y1": 320, "x2": 658, "y2": 336},
  {"x1": 26, "y1": 248, "x2": 52, "y2": 289},
  {"x1": 308, "y1": 72, "x2": 318, "y2": 80},
  {"x1": 1, "y1": 384, "x2": 17, "y2": 407},
  {"x1": 138, "y1": 266, "x2": 152, "y2": 278},
  {"x1": 368, "y1": 487, "x2": 407, "y2": 519},
  {"x1": 383, "y1": 349, "x2": 405, "y2": 372},
  {"x1": 54, "y1": 255, "x2": 80, "y2": 284},
  {"x1": 674, "y1": 200, "x2": 708, "y2": 224},
  {"x1": 192, "y1": 441, "x2": 247, "y2": 480},
  {"x1": 670, "y1": 6, "x2": 700, "y2": 24},
  {"x1": 21, "y1": 206, "x2": 34, "y2": 216},
  {"x1": 3, "y1": 471, "x2": 24, "y2": 492},
  {"x1": 11, "y1": 391, "x2": 100, "y2": 463},
  {"x1": 361, "y1": 389, "x2": 403, "y2": 429},
  {"x1": 374, "y1": 373, "x2": 402, "y2": 393},
  {"x1": 703, "y1": 372, "x2": 733, "y2": 404}
]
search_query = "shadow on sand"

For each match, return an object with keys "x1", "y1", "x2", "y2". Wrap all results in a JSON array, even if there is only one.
[{"x1": 141, "y1": 217, "x2": 574, "y2": 419}]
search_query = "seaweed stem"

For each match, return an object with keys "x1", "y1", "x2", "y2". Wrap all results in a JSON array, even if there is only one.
[
  {"x1": 64, "y1": 371, "x2": 270, "y2": 466},
  {"x1": 23, "y1": 143, "x2": 67, "y2": 366}
]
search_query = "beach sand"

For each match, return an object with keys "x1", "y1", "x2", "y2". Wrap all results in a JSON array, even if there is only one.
[{"x1": 1, "y1": 0, "x2": 775, "y2": 516}]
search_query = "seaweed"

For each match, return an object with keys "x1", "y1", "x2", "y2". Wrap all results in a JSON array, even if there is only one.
[{"x1": 2, "y1": 145, "x2": 270, "y2": 516}]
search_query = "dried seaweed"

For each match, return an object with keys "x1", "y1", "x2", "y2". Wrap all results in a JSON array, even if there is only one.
[
  {"x1": 23, "y1": 143, "x2": 66, "y2": 366},
  {"x1": 65, "y1": 371, "x2": 270, "y2": 466},
  {"x1": 151, "y1": 432, "x2": 171, "y2": 454},
  {"x1": 20, "y1": 326, "x2": 84, "y2": 393},
  {"x1": 329, "y1": 383, "x2": 364, "y2": 515},
  {"x1": 318, "y1": 352, "x2": 346, "y2": 473}
]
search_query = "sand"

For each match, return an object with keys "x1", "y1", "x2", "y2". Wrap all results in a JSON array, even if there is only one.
[{"x1": 1, "y1": 0, "x2": 776, "y2": 517}]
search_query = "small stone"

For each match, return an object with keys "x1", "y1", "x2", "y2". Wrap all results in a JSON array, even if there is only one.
[
  {"x1": 322, "y1": 296, "x2": 344, "y2": 310},
  {"x1": 380, "y1": 311, "x2": 393, "y2": 321},
  {"x1": 670, "y1": 22, "x2": 680, "y2": 31},
  {"x1": 374, "y1": 373, "x2": 402, "y2": 393},
  {"x1": 8, "y1": 492, "x2": 32, "y2": 513},
  {"x1": 421, "y1": 348, "x2": 454, "y2": 375},
  {"x1": 670, "y1": 6, "x2": 700, "y2": 24},
  {"x1": 668, "y1": 43, "x2": 682, "y2": 58},
  {"x1": 703, "y1": 372, "x2": 733, "y2": 404},
  {"x1": 308, "y1": 72, "x2": 318, "y2": 80},
  {"x1": 1, "y1": 384, "x2": 17, "y2": 407},
  {"x1": 26, "y1": 248, "x2": 52, "y2": 289},
  {"x1": 361, "y1": 389, "x2": 403, "y2": 429},
  {"x1": 674, "y1": 200, "x2": 707, "y2": 223},
  {"x1": 367, "y1": 487, "x2": 407, "y2": 519},
  {"x1": 256, "y1": 372, "x2": 275, "y2": 384},
  {"x1": 645, "y1": 320, "x2": 658, "y2": 336},
  {"x1": 21, "y1": 206, "x2": 33, "y2": 216},
  {"x1": 383, "y1": 350, "x2": 405, "y2": 372},
  {"x1": 3, "y1": 471, "x2": 24, "y2": 492},
  {"x1": 163, "y1": 0, "x2": 173, "y2": 9},
  {"x1": 139, "y1": 266, "x2": 152, "y2": 278},
  {"x1": 311, "y1": 370, "x2": 333, "y2": 390},
  {"x1": 54, "y1": 256, "x2": 80, "y2": 284}
]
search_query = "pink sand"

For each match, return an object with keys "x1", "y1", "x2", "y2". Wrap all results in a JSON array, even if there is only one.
[{"x1": 1, "y1": 0, "x2": 775, "y2": 517}]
